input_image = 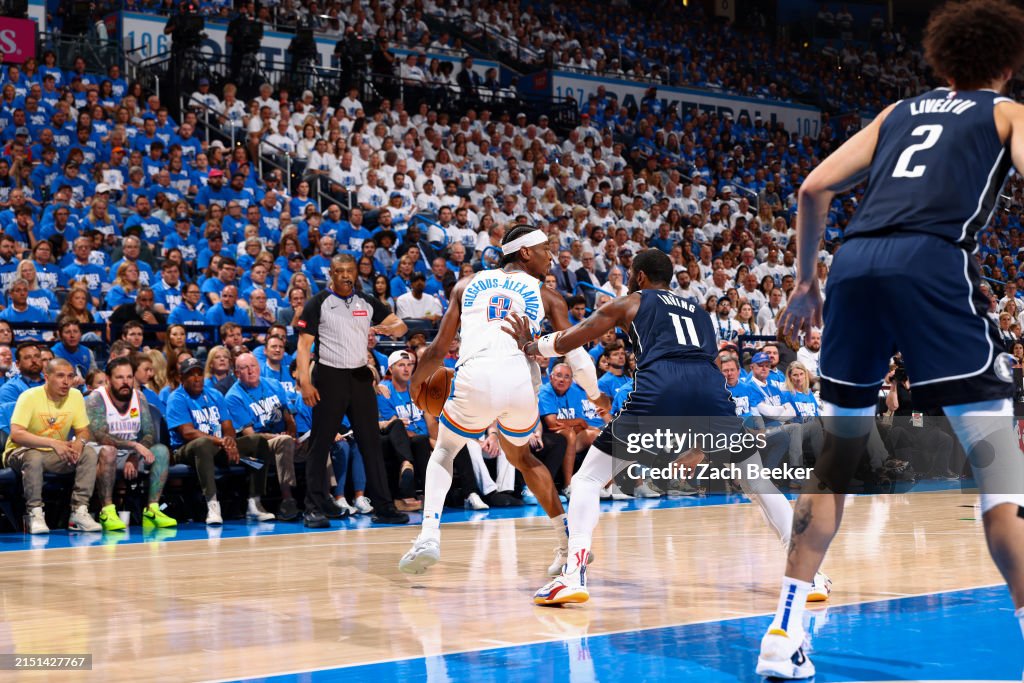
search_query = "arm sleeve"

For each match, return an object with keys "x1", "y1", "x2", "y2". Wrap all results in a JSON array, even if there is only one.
[{"x1": 565, "y1": 346, "x2": 601, "y2": 400}]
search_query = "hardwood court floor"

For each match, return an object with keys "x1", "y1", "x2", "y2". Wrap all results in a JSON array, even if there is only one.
[{"x1": 0, "y1": 491, "x2": 1002, "y2": 682}]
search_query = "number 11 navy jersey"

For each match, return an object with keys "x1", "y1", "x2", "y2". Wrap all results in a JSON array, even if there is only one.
[
  {"x1": 845, "y1": 88, "x2": 1014, "y2": 251},
  {"x1": 628, "y1": 288, "x2": 718, "y2": 371}
]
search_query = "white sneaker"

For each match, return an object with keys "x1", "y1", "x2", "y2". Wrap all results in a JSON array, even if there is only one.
[
  {"x1": 25, "y1": 507, "x2": 48, "y2": 534},
  {"x1": 464, "y1": 492, "x2": 489, "y2": 510},
  {"x1": 610, "y1": 484, "x2": 633, "y2": 500},
  {"x1": 353, "y1": 496, "x2": 374, "y2": 515},
  {"x1": 633, "y1": 480, "x2": 662, "y2": 498},
  {"x1": 206, "y1": 500, "x2": 223, "y2": 526},
  {"x1": 68, "y1": 505, "x2": 101, "y2": 532},
  {"x1": 535, "y1": 565, "x2": 589, "y2": 605},
  {"x1": 547, "y1": 546, "x2": 596, "y2": 577},
  {"x1": 599, "y1": 485, "x2": 612, "y2": 500},
  {"x1": 522, "y1": 487, "x2": 538, "y2": 504},
  {"x1": 334, "y1": 496, "x2": 358, "y2": 515},
  {"x1": 247, "y1": 498, "x2": 275, "y2": 522},
  {"x1": 398, "y1": 536, "x2": 441, "y2": 575},
  {"x1": 756, "y1": 627, "x2": 815, "y2": 679},
  {"x1": 808, "y1": 571, "x2": 832, "y2": 602}
]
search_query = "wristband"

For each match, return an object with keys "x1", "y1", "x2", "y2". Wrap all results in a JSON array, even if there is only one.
[{"x1": 536, "y1": 332, "x2": 561, "y2": 357}]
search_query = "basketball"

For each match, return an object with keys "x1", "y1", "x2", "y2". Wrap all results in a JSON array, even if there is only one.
[{"x1": 418, "y1": 366, "x2": 453, "y2": 416}]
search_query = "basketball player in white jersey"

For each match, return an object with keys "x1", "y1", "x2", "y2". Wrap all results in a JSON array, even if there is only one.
[
  {"x1": 399, "y1": 225, "x2": 610, "y2": 575},
  {"x1": 87, "y1": 356, "x2": 177, "y2": 530}
]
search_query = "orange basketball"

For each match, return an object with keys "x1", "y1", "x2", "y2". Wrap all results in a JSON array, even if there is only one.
[{"x1": 418, "y1": 366, "x2": 454, "y2": 416}]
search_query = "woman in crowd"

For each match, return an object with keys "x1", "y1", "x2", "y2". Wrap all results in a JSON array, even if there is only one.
[
  {"x1": 107, "y1": 261, "x2": 141, "y2": 309},
  {"x1": 203, "y1": 345, "x2": 233, "y2": 393},
  {"x1": 735, "y1": 302, "x2": 759, "y2": 336},
  {"x1": 373, "y1": 274, "x2": 395, "y2": 312},
  {"x1": 13, "y1": 259, "x2": 59, "y2": 315}
]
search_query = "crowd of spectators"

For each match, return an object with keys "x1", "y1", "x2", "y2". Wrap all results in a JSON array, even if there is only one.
[
  {"x1": 1, "y1": 0, "x2": 1013, "y2": 528},
  {"x1": 115, "y1": 0, "x2": 935, "y2": 120}
]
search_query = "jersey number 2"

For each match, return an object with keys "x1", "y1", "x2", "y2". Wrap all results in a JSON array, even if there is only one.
[
  {"x1": 669, "y1": 312, "x2": 701, "y2": 346},
  {"x1": 487, "y1": 294, "x2": 512, "y2": 321},
  {"x1": 891, "y1": 124, "x2": 943, "y2": 178}
]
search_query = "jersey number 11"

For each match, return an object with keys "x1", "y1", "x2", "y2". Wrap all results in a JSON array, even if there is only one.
[{"x1": 669, "y1": 312, "x2": 701, "y2": 346}]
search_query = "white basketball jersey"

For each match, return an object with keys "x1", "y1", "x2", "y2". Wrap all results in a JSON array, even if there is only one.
[
  {"x1": 458, "y1": 268, "x2": 546, "y2": 365},
  {"x1": 99, "y1": 387, "x2": 143, "y2": 442}
]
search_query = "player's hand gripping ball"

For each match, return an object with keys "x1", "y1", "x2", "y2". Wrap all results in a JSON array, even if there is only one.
[{"x1": 417, "y1": 366, "x2": 454, "y2": 416}]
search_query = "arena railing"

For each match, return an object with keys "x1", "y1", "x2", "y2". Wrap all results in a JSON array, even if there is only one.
[{"x1": 4, "y1": 320, "x2": 408, "y2": 355}]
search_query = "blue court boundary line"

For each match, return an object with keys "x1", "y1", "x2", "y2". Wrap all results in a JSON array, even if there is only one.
[{"x1": 204, "y1": 581, "x2": 1006, "y2": 683}]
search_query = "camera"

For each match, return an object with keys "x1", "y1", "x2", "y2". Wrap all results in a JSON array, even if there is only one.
[{"x1": 892, "y1": 357, "x2": 907, "y2": 385}]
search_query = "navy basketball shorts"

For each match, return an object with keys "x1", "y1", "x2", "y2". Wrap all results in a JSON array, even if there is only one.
[
  {"x1": 593, "y1": 360, "x2": 754, "y2": 465},
  {"x1": 819, "y1": 233, "x2": 1014, "y2": 410}
]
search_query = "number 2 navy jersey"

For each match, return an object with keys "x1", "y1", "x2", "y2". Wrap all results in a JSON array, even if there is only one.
[
  {"x1": 627, "y1": 288, "x2": 718, "y2": 371},
  {"x1": 845, "y1": 88, "x2": 1014, "y2": 251}
]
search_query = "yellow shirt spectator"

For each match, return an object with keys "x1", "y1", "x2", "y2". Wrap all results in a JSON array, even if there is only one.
[{"x1": 5, "y1": 386, "x2": 89, "y2": 462}]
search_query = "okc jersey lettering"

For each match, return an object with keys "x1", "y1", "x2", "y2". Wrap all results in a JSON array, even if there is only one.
[
  {"x1": 459, "y1": 269, "x2": 546, "y2": 364},
  {"x1": 463, "y1": 277, "x2": 541, "y2": 320}
]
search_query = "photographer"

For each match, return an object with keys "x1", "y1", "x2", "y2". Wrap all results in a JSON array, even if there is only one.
[
  {"x1": 371, "y1": 29, "x2": 397, "y2": 98},
  {"x1": 226, "y1": 2, "x2": 257, "y2": 79},
  {"x1": 164, "y1": 2, "x2": 205, "y2": 90},
  {"x1": 878, "y1": 358, "x2": 960, "y2": 480}
]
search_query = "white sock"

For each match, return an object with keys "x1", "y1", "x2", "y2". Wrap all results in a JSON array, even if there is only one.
[
  {"x1": 1016, "y1": 606, "x2": 1024, "y2": 641},
  {"x1": 420, "y1": 425, "x2": 466, "y2": 541},
  {"x1": 768, "y1": 577, "x2": 812, "y2": 637},
  {"x1": 550, "y1": 513, "x2": 568, "y2": 547}
]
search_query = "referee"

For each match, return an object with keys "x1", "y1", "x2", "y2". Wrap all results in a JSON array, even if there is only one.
[{"x1": 296, "y1": 254, "x2": 409, "y2": 527}]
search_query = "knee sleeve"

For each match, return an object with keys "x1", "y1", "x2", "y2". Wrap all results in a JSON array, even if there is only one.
[
  {"x1": 429, "y1": 423, "x2": 468, "y2": 471},
  {"x1": 944, "y1": 401, "x2": 1024, "y2": 514},
  {"x1": 737, "y1": 451, "x2": 793, "y2": 546}
]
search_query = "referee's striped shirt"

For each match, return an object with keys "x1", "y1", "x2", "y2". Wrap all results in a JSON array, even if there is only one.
[{"x1": 297, "y1": 290, "x2": 390, "y2": 369}]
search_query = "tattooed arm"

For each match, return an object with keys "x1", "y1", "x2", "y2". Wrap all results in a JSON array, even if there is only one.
[
  {"x1": 85, "y1": 392, "x2": 137, "y2": 450},
  {"x1": 135, "y1": 392, "x2": 157, "y2": 448}
]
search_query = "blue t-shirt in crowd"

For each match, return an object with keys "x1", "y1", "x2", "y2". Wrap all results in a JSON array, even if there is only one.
[
  {"x1": 597, "y1": 371, "x2": 630, "y2": 399},
  {"x1": 166, "y1": 385, "x2": 229, "y2": 449},
  {"x1": 538, "y1": 381, "x2": 604, "y2": 428},
  {"x1": 376, "y1": 379, "x2": 427, "y2": 435},
  {"x1": 225, "y1": 377, "x2": 290, "y2": 434}
]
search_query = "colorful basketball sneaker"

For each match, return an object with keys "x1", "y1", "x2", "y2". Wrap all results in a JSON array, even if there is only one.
[
  {"x1": 142, "y1": 503, "x2": 177, "y2": 528},
  {"x1": 535, "y1": 549, "x2": 589, "y2": 605}
]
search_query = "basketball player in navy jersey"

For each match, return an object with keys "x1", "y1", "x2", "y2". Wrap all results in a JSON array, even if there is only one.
[
  {"x1": 755, "y1": 0, "x2": 1024, "y2": 677},
  {"x1": 502, "y1": 249, "x2": 816, "y2": 604}
]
